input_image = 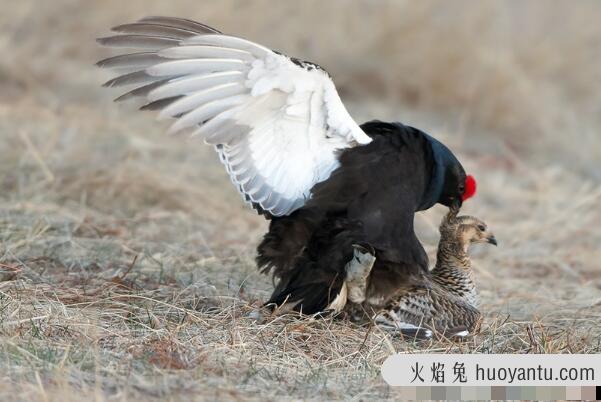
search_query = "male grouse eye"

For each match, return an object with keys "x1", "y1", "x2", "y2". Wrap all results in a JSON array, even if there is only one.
[{"x1": 477, "y1": 224, "x2": 486, "y2": 231}]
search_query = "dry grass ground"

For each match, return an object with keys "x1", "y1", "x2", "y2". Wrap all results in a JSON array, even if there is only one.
[{"x1": 1, "y1": 1, "x2": 601, "y2": 400}]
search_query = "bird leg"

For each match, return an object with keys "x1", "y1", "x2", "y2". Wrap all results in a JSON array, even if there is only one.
[{"x1": 345, "y1": 244, "x2": 376, "y2": 304}]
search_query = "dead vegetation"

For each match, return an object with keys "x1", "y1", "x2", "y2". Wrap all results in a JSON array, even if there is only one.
[{"x1": 1, "y1": 1, "x2": 600, "y2": 400}]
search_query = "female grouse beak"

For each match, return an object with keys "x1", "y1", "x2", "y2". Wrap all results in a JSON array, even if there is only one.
[{"x1": 487, "y1": 235, "x2": 498, "y2": 246}]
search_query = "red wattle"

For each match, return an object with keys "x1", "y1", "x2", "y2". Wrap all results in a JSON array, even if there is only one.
[{"x1": 462, "y1": 175, "x2": 477, "y2": 201}]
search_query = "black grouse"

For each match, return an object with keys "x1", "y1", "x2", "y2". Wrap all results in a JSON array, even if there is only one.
[{"x1": 97, "y1": 17, "x2": 477, "y2": 314}]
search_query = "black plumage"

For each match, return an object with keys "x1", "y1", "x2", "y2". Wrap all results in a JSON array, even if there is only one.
[
  {"x1": 258, "y1": 121, "x2": 467, "y2": 313},
  {"x1": 97, "y1": 18, "x2": 472, "y2": 316}
]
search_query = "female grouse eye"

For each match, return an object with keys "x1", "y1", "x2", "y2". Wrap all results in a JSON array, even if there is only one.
[{"x1": 477, "y1": 224, "x2": 486, "y2": 232}]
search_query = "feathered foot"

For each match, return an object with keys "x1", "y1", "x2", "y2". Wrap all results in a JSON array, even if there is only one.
[{"x1": 345, "y1": 243, "x2": 376, "y2": 304}]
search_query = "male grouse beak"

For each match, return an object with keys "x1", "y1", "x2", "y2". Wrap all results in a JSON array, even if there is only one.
[
  {"x1": 450, "y1": 198, "x2": 462, "y2": 211},
  {"x1": 486, "y1": 235, "x2": 498, "y2": 246}
]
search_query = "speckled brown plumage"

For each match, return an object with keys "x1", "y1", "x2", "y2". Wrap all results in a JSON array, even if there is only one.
[{"x1": 344, "y1": 209, "x2": 496, "y2": 337}]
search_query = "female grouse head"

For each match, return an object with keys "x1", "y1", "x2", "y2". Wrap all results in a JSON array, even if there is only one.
[{"x1": 440, "y1": 209, "x2": 497, "y2": 252}]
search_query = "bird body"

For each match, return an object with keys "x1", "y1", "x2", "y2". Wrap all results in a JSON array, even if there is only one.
[
  {"x1": 344, "y1": 211, "x2": 497, "y2": 338},
  {"x1": 258, "y1": 121, "x2": 459, "y2": 313},
  {"x1": 97, "y1": 17, "x2": 477, "y2": 315}
]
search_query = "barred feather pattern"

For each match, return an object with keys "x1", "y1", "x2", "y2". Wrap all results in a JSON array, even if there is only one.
[
  {"x1": 342, "y1": 214, "x2": 490, "y2": 337},
  {"x1": 377, "y1": 215, "x2": 485, "y2": 335},
  {"x1": 430, "y1": 239, "x2": 479, "y2": 307}
]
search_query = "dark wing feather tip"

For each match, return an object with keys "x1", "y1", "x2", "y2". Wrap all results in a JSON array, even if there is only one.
[
  {"x1": 139, "y1": 96, "x2": 183, "y2": 111},
  {"x1": 102, "y1": 70, "x2": 154, "y2": 88},
  {"x1": 96, "y1": 52, "x2": 164, "y2": 68},
  {"x1": 96, "y1": 35, "x2": 181, "y2": 49},
  {"x1": 110, "y1": 23, "x2": 199, "y2": 39},
  {"x1": 137, "y1": 16, "x2": 222, "y2": 34},
  {"x1": 113, "y1": 79, "x2": 171, "y2": 102}
]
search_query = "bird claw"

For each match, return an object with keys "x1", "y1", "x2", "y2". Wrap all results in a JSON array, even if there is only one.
[{"x1": 247, "y1": 309, "x2": 263, "y2": 321}]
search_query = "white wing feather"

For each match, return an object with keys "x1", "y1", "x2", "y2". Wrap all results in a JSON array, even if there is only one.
[{"x1": 99, "y1": 18, "x2": 371, "y2": 216}]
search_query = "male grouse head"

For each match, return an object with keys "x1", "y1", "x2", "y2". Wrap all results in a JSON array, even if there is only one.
[{"x1": 420, "y1": 133, "x2": 477, "y2": 211}]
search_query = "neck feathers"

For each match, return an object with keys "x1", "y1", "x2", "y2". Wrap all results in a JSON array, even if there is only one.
[
  {"x1": 431, "y1": 238, "x2": 479, "y2": 307},
  {"x1": 418, "y1": 134, "x2": 445, "y2": 211}
]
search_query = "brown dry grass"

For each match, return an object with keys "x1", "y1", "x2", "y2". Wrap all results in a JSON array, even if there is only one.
[{"x1": 1, "y1": 1, "x2": 600, "y2": 400}]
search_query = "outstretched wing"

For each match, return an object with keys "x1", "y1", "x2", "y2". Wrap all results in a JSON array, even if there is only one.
[{"x1": 97, "y1": 17, "x2": 371, "y2": 216}]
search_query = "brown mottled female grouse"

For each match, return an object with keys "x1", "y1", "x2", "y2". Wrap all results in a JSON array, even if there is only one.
[{"x1": 341, "y1": 209, "x2": 496, "y2": 338}]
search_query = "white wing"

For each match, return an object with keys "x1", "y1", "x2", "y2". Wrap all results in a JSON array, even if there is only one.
[{"x1": 98, "y1": 17, "x2": 372, "y2": 216}]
